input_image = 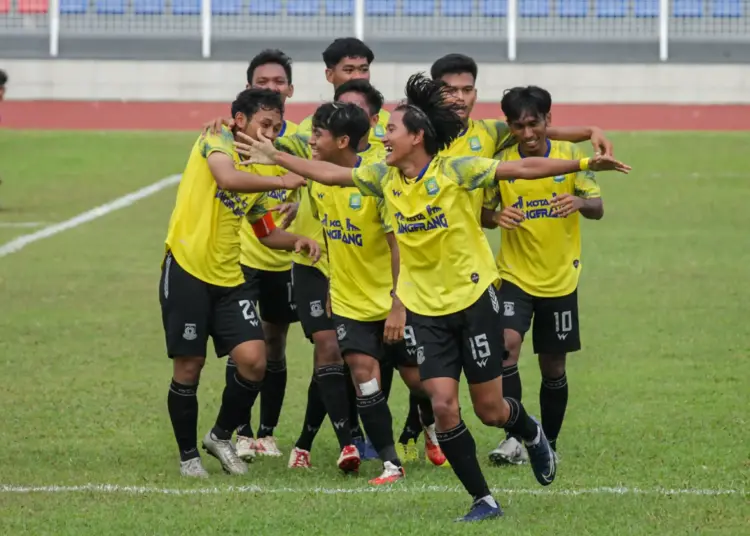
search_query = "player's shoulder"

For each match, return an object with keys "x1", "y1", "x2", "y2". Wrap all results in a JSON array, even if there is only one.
[
  {"x1": 360, "y1": 143, "x2": 387, "y2": 165},
  {"x1": 281, "y1": 119, "x2": 298, "y2": 137},
  {"x1": 200, "y1": 126, "x2": 234, "y2": 158},
  {"x1": 378, "y1": 109, "x2": 391, "y2": 122},
  {"x1": 549, "y1": 139, "x2": 580, "y2": 159},
  {"x1": 297, "y1": 114, "x2": 313, "y2": 135},
  {"x1": 476, "y1": 118, "x2": 509, "y2": 137},
  {"x1": 493, "y1": 144, "x2": 521, "y2": 162}
]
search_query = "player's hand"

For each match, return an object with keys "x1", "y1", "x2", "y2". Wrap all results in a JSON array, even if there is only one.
[
  {"x1": 590, "y1": 127, "x2": 614, "y2": 157},
  {"x1": 202, "y1": 116, "x2": 234, "y2": 136},
  {"x1": 384, "y1": 297, "x2": 406, "y2": 344},
  {"x1": 270, "y1": 202, "x2": 299, "y2": 229},
  {"x1": 279, "y1": 174, "x2": 306, "y2": 191},
  {"x1": 493, "y1": 206, "x2": 525, "y2": 230},
  {"x1": 551, "y1": 193, "x2": 584, "y2": 218},
  {"x1": 293, "y1": 237, "x2": 321, "y2": 264},
  {"x1": 235, "y1": 130, "x2": 279, "y2": 165},
  {"x1": 588, "y1": 154, "x2": 631, "y2": 174}
]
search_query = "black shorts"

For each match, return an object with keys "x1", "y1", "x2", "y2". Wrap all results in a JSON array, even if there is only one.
[
  {"x1": 410, "y1": 284, "x2": 505, "y2": 384},
  {"x1": 241, "y1": 265, "x2": 298, "y2": 325},
  {"x1": 292, "y1": 263, "x2": 333, "y2": 339},
  {"x1": 333, "y1": 313, "x2": 418, "y2": 368},
  {"x1": 499, "y1": 280, "x2": 581, "y2": 355},
  {"x1": 159, "y1": 251, "x2": 264, "y2": 359}
]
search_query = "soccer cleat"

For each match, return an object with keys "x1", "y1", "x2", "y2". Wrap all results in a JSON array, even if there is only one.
[
  {"x1": 255, "y1": 436, "x2": 283, "y2": 457},
  {"x1": 235, "y1": 436, "x2": 257, "y2": 462},
  {"x1": 202, "y1": 431, "x2": 248, "y2": 475},
  {"x1": 179, "y1": 457, "x2": 209, "y2": 478},
  {"x1": 396, "y1": 439, "x2": 420, "y2": 463},
  {"x1": 353, "y1": 436, "x2": 379, "y2": 461},
  {"x1": 423, "y1": 424, "x2": 450, "y2": 467},
  {"x1": 524, "y1": 418, "x2": 557, "y2": 486},
  {"x1": 337, "y1": 444, "x2": 361, "y2": 473},
  {"x1": 455, "y1": 498, "x2": 504, "y2": 522},
  {"x1": 368, "y1": 461, "x2": 405, "y2": 485},
  {"x1": 489, "y1": 436, "x2": 529, "y2": 466},
  {"x1": 288, "y1": 447, "x2": 312, "y2": 468}
]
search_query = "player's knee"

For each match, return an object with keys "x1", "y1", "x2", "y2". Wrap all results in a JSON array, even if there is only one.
[
  {"x1": 539, "y1": 353, "x2": 566, "y2": 379},
  {"x1": 504, "y1": 330, "x2": 523, "y2": 364},
  {"x1": 430, "y1": 394, "x2": 460, "y2": 427},
  {"x1": 398, "y1": 366, "x2": 423, "y2": 394},
  {"x1": 173, "y1": 357, "x2": 205, "y2": 384},
  {"x1": 229, "y1": 340, "x2": 266, "y2": 379},
  {"x1": 474, "y1": 399, "x2": 509, "y2": 428},
  {"x1": 312, "y1": 333, "x2": 342, "y2": 366}
]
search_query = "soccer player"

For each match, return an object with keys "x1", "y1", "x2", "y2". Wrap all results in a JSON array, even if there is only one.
[
  {"x1": 234, "y1": 73, "x2": 629, "y2": 520},
  {"x1": 0, "y1": 69, "x2": 6, "y2": 101},
  {"x1": 483, "y1": 86, "x2": 603, "y2": 466},
  {"x1": 162, "y1": 88, "x2": 318, "y2": 478}
]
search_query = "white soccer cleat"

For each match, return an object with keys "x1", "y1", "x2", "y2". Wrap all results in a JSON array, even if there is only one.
[
  {"x1": 288, "y1": 447, "x2": 312, "y2": 468},
  {"x1": 337, "y1": 444, "x2": 361, "y2": 474},
  {"x1": 489, "y1": 436, "x2": 529, "y2": 466},
  {"x1": 235, "y1": 436, "x2": 257, "y2": 462},
  {"x1": 368, "y1": 461, "x2": 405, "y2": 485},
  {"x1": 255, "y1": 436, "x2": 283, "y2": 457},
  {"x1": 202, "y1": 431, "x2": 248, "y2": 475},
  {"x1": 180, "y1": 457, "x2": 209, "y2": 478}
]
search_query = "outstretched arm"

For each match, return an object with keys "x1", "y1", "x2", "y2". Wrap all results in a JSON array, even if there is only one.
[
  {"x1": 207, "y1": 153, "x2": 303, "y2": 192},
  {"x1": 274, "y1": 152, "x2": 355, "y2": 187},
  {"x1": 547, "y1": 126, "x2": 613, "y2": 157},
  {"x1": 494, "y1": 155, "x2": 629, "y2": 182}
]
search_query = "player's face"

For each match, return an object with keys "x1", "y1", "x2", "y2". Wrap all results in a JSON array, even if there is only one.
[
  {"x1": 383, "y1": 110, "x2": 413, "y2": 166},
  {"x1": 309, "y1": 127, "x2": 342, "y2": 162},
  {"x1": 508, "y1": 111, "x2": 549, "y2": 155},
  {"x1": 248, "y1": 63, "x2": 294, "y2": 103},
  {"x1": 326, "y1": 57, "x2": 370, "y2": 89},
  {"x1": 336, "y1": 90, "x2": 378, "y2": 129},
  {"x1": 235, "y1": 108, "x2": 284, "y2": 142},
  {"x1": 439, "y1": 72, "x2": 477, "y2": 122},
  {"x1": 0, "y1": 86, "x2": 4, "y2": 101}
]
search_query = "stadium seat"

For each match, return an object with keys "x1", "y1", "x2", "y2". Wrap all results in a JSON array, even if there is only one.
[
  {"x1": 711, "y1": 0, "x2": 742, "y2": 16},
  {"x1": 557, "y1": 0, "x2": 588, "y2": 16},
  {"x1": 442, "y1": 0, "x2": 474, "y2": 16},
  {"x1": 403, "y1": 0, "x2": 435, "y2": 15},
  {"x1": 60, "y1": 0, "x2": 87, "y2": 13},
  {"x1": 481, "y1": 0, "x2": 507, "y2": 16},
  {"x1": 673, "y1": 0, "x2": 703, "y2": 16},
  {"x1": 326, "y1": 0, "x2": 352, "y2": 15},
  {"x1": 0, "y1": 0, "x2": 8, "y2": 13},
  {"x1": 172, "y1": 0, "x2": 199, "y2": 14},
  {"x1": 596, "y1": 0, "x2": 627, "y2": 17},
  {"x1": 18, "y1": 0, "x2": 49, "y2": 13},
  {"x1": 212, "y1": 0, "x2": 240, "y2": 14},
  {"x1": 633, "y1": 0, "x2": 658, "y2": 17},
  {"x1": 366, "y1": 0, "x2": 396, "y2": 15},
  {"x1": 519, "y1": 0, "x2": 549, "y2": 16},
  {"x1": 134, "y1": 0, "x2": 164, "y2": 14},
  {"x1": 287, "y1": 0, "x2": 319, "y2": 15},
  {"x1": 249, "y1": 0, "x2": 281, "y2": 14},
  {"x1": 96, "y1": 0, "x2": 124, "y2": 14}
]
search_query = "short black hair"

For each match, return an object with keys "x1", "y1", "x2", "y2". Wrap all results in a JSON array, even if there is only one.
[
  {"x1": 395, "y1": 73, "x2": 463, "y2": 156},
  {"x1": 311, "y1": 102, "x2": 371, "y2": 151},
  {"x1": 0, "y1": 70, "x2": 7, "y2": 86},
  {"x1": 333, "y1": 79, "x2": 384, "y2": 116},
  {"x1": 231, "y1": 88, "x2": 284, "y2": 119},
  {"x1": 430, "y1": 54, "x2": 478, "y2": 83},
  {"x1": 247, "y1": 49, "x2": 293, "y2": 85},
  {"x1": 501, "y1": 86, "x2": 552, "y2": 123},
  {"x1": 322, "y1": 38, "x2": 374, "y2": 69}
]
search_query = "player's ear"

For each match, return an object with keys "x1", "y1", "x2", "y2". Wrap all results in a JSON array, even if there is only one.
[
  {"x1": 233, "y1": 112, "x2": 248, "y2": 131},
  {"x1": 287, "y1": 84, "x2": 295, "y2": 99},
  {"x1": 325, "y1": 69, "x2": 335, "y2": 85},
  {"x1": 371, "y1": 113, "x2": 379, "y2": 129},
  {"x1": 545, "y1": 112, "x2": 552, "y2": 127},
  {"x1": 245, "y1": 82, "x2": 252, "y2": 89}
]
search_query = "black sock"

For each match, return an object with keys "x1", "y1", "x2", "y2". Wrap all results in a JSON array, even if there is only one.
[
  {"x1": 381, "y1": 361, "x2": 395, "y2": 402},
  {"x1": 257, "y1": 359, "x2": 287, "y2": 439},
  {"x1": 398, "y1": 394, "x2": 422, "y2": 444},
  {"x1": 540, "y1": 374, "x2": 568, "y2": 451},
  {"x1": 212, "y1": 372, "x2": 262, "y2": 440},
  {"x1": 503, "y1": 397, "x2": 538, "y2": 443},
  {"x1": 356, "y1": 391, "x2": 399, "y2": 465},
  {"x1": 315, "y1": 364, "x2": 354, "y2": 448},
  {"x1": 168, "y1": 380, "x2": 199, "y2": 462},
  {"x1": 295, "y1": 374, "x2": 328, "y2": 451},
  {"x1": 418, "y1": 396, "x2": 435, "y2": 428},
  {"x1": 436, "y1": 421, "x2": 491, "y2": 501},
  {"x1": 503, "y1": 364, "x2": 522, "y2": 439},
  {"x1": 227, "y1": 358, "x2": 254, "y2": 439},
  {"x1": 345, "y1": 368, "x2": 364, "y2": 439}
]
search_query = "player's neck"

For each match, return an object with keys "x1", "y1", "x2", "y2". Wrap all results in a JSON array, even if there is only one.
[
  {"x1": 332, "y1": 150, "x2": 360, "y2": 168},
  {"x1": 399, "y1": 153, "x2": 432, "y2": 179},
  {"x1": 521, "y1": 137, "x2": 550, "y2": 158}
]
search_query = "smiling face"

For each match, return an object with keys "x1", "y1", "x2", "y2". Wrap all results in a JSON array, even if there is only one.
[
  {"x1": 326, "y1": 57, "x2": 371, "y2": 89},
  {"x1": 247, "y1": 63, "x2": 294, "y2": 104},
  {"x1": 438, "y1": 72, "x2": 477, "y2": 122},
  {"x1": 235, "y1": 107, "x2": 284, "y2": 142},
  {"x1": 336, "y1": 90, "x2": 378, "y2": 129},
  {"x1": 508, "y1": 111, "x2": 550, "y2": 156},
  {"x1": 383, "y1": 110, "x2": 419, "y2": 167}
]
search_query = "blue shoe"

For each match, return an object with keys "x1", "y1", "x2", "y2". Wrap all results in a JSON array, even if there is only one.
[
  {"x1": 362, "y1": 437, "x2": 379, "y2": 461},
  {"x1": 352, "y1": 437, "x2": 378, "y2": 461},
  {"x1": 455, "y1": 498, "x2": 503, "y2": 522},
  {"x1": 525, "y1": 417, "x2": 557, "y2": 486}
]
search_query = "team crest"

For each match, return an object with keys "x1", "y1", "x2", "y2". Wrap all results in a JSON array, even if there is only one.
[
  {"x1": 183, "y1": 323, "x2": 197, "y2": 341},
  {"x1": 309, "y1": 300, "x2": 324, "y2": 318},
  {"x1": 425, "y1": 177, "x2": 440, "y2": 196},
  {"x1": 374, "y1": 124, "x2": 385, "y2": 138},
  {"x1": 336, "y1": 324, "x2": 347, "y2": 341},
  {"x1": 553, "y1": 175, "x2": 566, "y2": 183},
  {"x1": 503, "y1": 301, "x2": 515, "y2": 317},
  {"x1": 349, "y1": 192, "x2": 362, "y2": 210},
  {"x1": 469, "y1": 136, "x2": 482, "y2": 151}
]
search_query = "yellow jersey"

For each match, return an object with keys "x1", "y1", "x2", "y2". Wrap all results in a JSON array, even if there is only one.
[
  {"x1": 483, "y1": 140, "x2": 601, "y2": 298},
  {"x1": 298, "y1": 109, "x2": 390, "y2": 149},
  {"x1": 352, "y1": 155, "x2": 501, "y2": 316},
  {"x1": 239, "y1": 120, "x2": 298, "y2": 272},
  {"x1": 165, "y1": 128, "x2": 269, "y2": 287},
  {"x1": 316, "y1": 145, "x2": 390, "y2": 322}
]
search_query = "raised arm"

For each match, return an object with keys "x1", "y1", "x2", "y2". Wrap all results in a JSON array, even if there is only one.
[
  {"x1": 207, "y1": 153, "x2": 303, "y2": 193},
  {"x1": 494, "y1": 155, "x2": 630, "y2": 182},
  {"x1": 274, "y1": 152, "x2": 355, "y2": 187},
  {"x1": 547, "y1": 126, "x2": 613, "y2": 157}
]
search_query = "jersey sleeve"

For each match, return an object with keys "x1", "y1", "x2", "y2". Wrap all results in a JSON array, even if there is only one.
[
  {"x1": 296, "y1": 115, "x2": 313, "y2": 138},
  {"x1": 482, "y1": 186, "x2": 501, "y2": 211},
  {"x1": 570, "y1": 146, "x2": 601, "y2": 199},
  {"x1": 376, "y1": 197, "x2": 393, "y2": 233},
  {"x1": 483, "y1": 120, "x2": 515, "y2": 154},
  {"x1": 200, "y1": 128, "x2": 235, "y2": 159},
  {"x1": 275, "y1": 133, "x2": 311, "y2": 159},
  {"x1": 245, "y1": 192, "x2": 269, "y2": 224},
  {"x1": 445, "y1": 156, "x2": 500, "y2": 191},
  {"x1": 351, "y1": 163, "x2": 388, "y2": 198},
  {"x1": 307, "y1": 183, "x2": 321, "y2": 220}
]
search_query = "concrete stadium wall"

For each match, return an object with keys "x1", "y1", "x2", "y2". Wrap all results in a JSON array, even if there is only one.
[{"x1": 2, "y1": 59, "x2": 750, "y2": 104}]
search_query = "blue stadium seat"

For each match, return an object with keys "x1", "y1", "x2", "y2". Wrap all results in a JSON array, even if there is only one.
[
  {"x1": 633, "y1": 0, "x2": 658, "y2": 17},
  {"x1": 326, "y1": 0, "x2": 352, "y2": 14},
  {"x1": 519, "y1": 0, "x2": 549, "y2": 16},
  {"x1": 96, "y1": 0, "x2": 124, "y2": 14},
  {"x1": 674, "y1": 0, "x2": 703, "y2": 16},
  {"x1": 250, "y1": 0, "x2": 282, "y2": 14},
  {"x1": 287, "y1": 0, "x2": 319, "y2": 14},
  {"x1": 481, "y1": 0, "x2": 507, "y2": 16},
  {"x1": 60, "y1": 0, "x2": 87, "y2": 13},
  {"x1": 134, "y1": 0, "x2": 164, "y2": 14},
  {"x1": 442, "y1": 0, "x2": 474, "y2": 16},
  {"x1": 403, "y1": 0, "x2": 435, "y2": 15},
  {"x1": 711, "y1": 0, "x2": 742, "y2": 16},
  {"x1": 596, "y1": 0, "x2": 627, "y2": 17},
  {"x1": 366, "y1": 0, "x2": 396, "y2": 14},
  {"x1": 557, "y1": 0, "x2": 588, "y2": 16},
  {"x1": 212, "y1": 0, "x2": 240, "y2": 13}
]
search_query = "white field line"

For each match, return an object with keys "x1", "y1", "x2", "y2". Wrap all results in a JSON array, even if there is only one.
[
  {"x1": 0, "y1": 174, "x2": 181, "y2": 258},
  {"x1": 0, "y1": 222, "x2": 46, "y2": 228},
  {"x1": 0, "y1": 483, "x2": 744, "y2": 497}
]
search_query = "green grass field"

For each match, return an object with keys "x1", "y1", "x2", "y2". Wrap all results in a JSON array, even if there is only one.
[{"x1": 0, "y1": 131, "x2": 748, "y2": 535}]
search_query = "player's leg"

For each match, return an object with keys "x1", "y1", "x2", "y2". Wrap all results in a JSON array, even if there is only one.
[
  {"x1": 489, "y1": 281, "x2": 533, "y2": 466},
  {"x1": 463, "y1": 284, "x2": 556, "y2": 489},
  {"x1": 532, "y1": 288, "x2": 580, "y2": 455},
  {"x1": 396, "y1": 395, "x2": 422, "y2": 462},
  {"x1": 160, "y1": 252, "x2": 210, "y2": 478},
  {"x1": 289, "y1": 366, "x2": 328, "y2": 468}
]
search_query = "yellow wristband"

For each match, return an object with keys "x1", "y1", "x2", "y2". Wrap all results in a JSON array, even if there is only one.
[{"x1": 579, "y1": 158, "x2": 590, "y2": 171}]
